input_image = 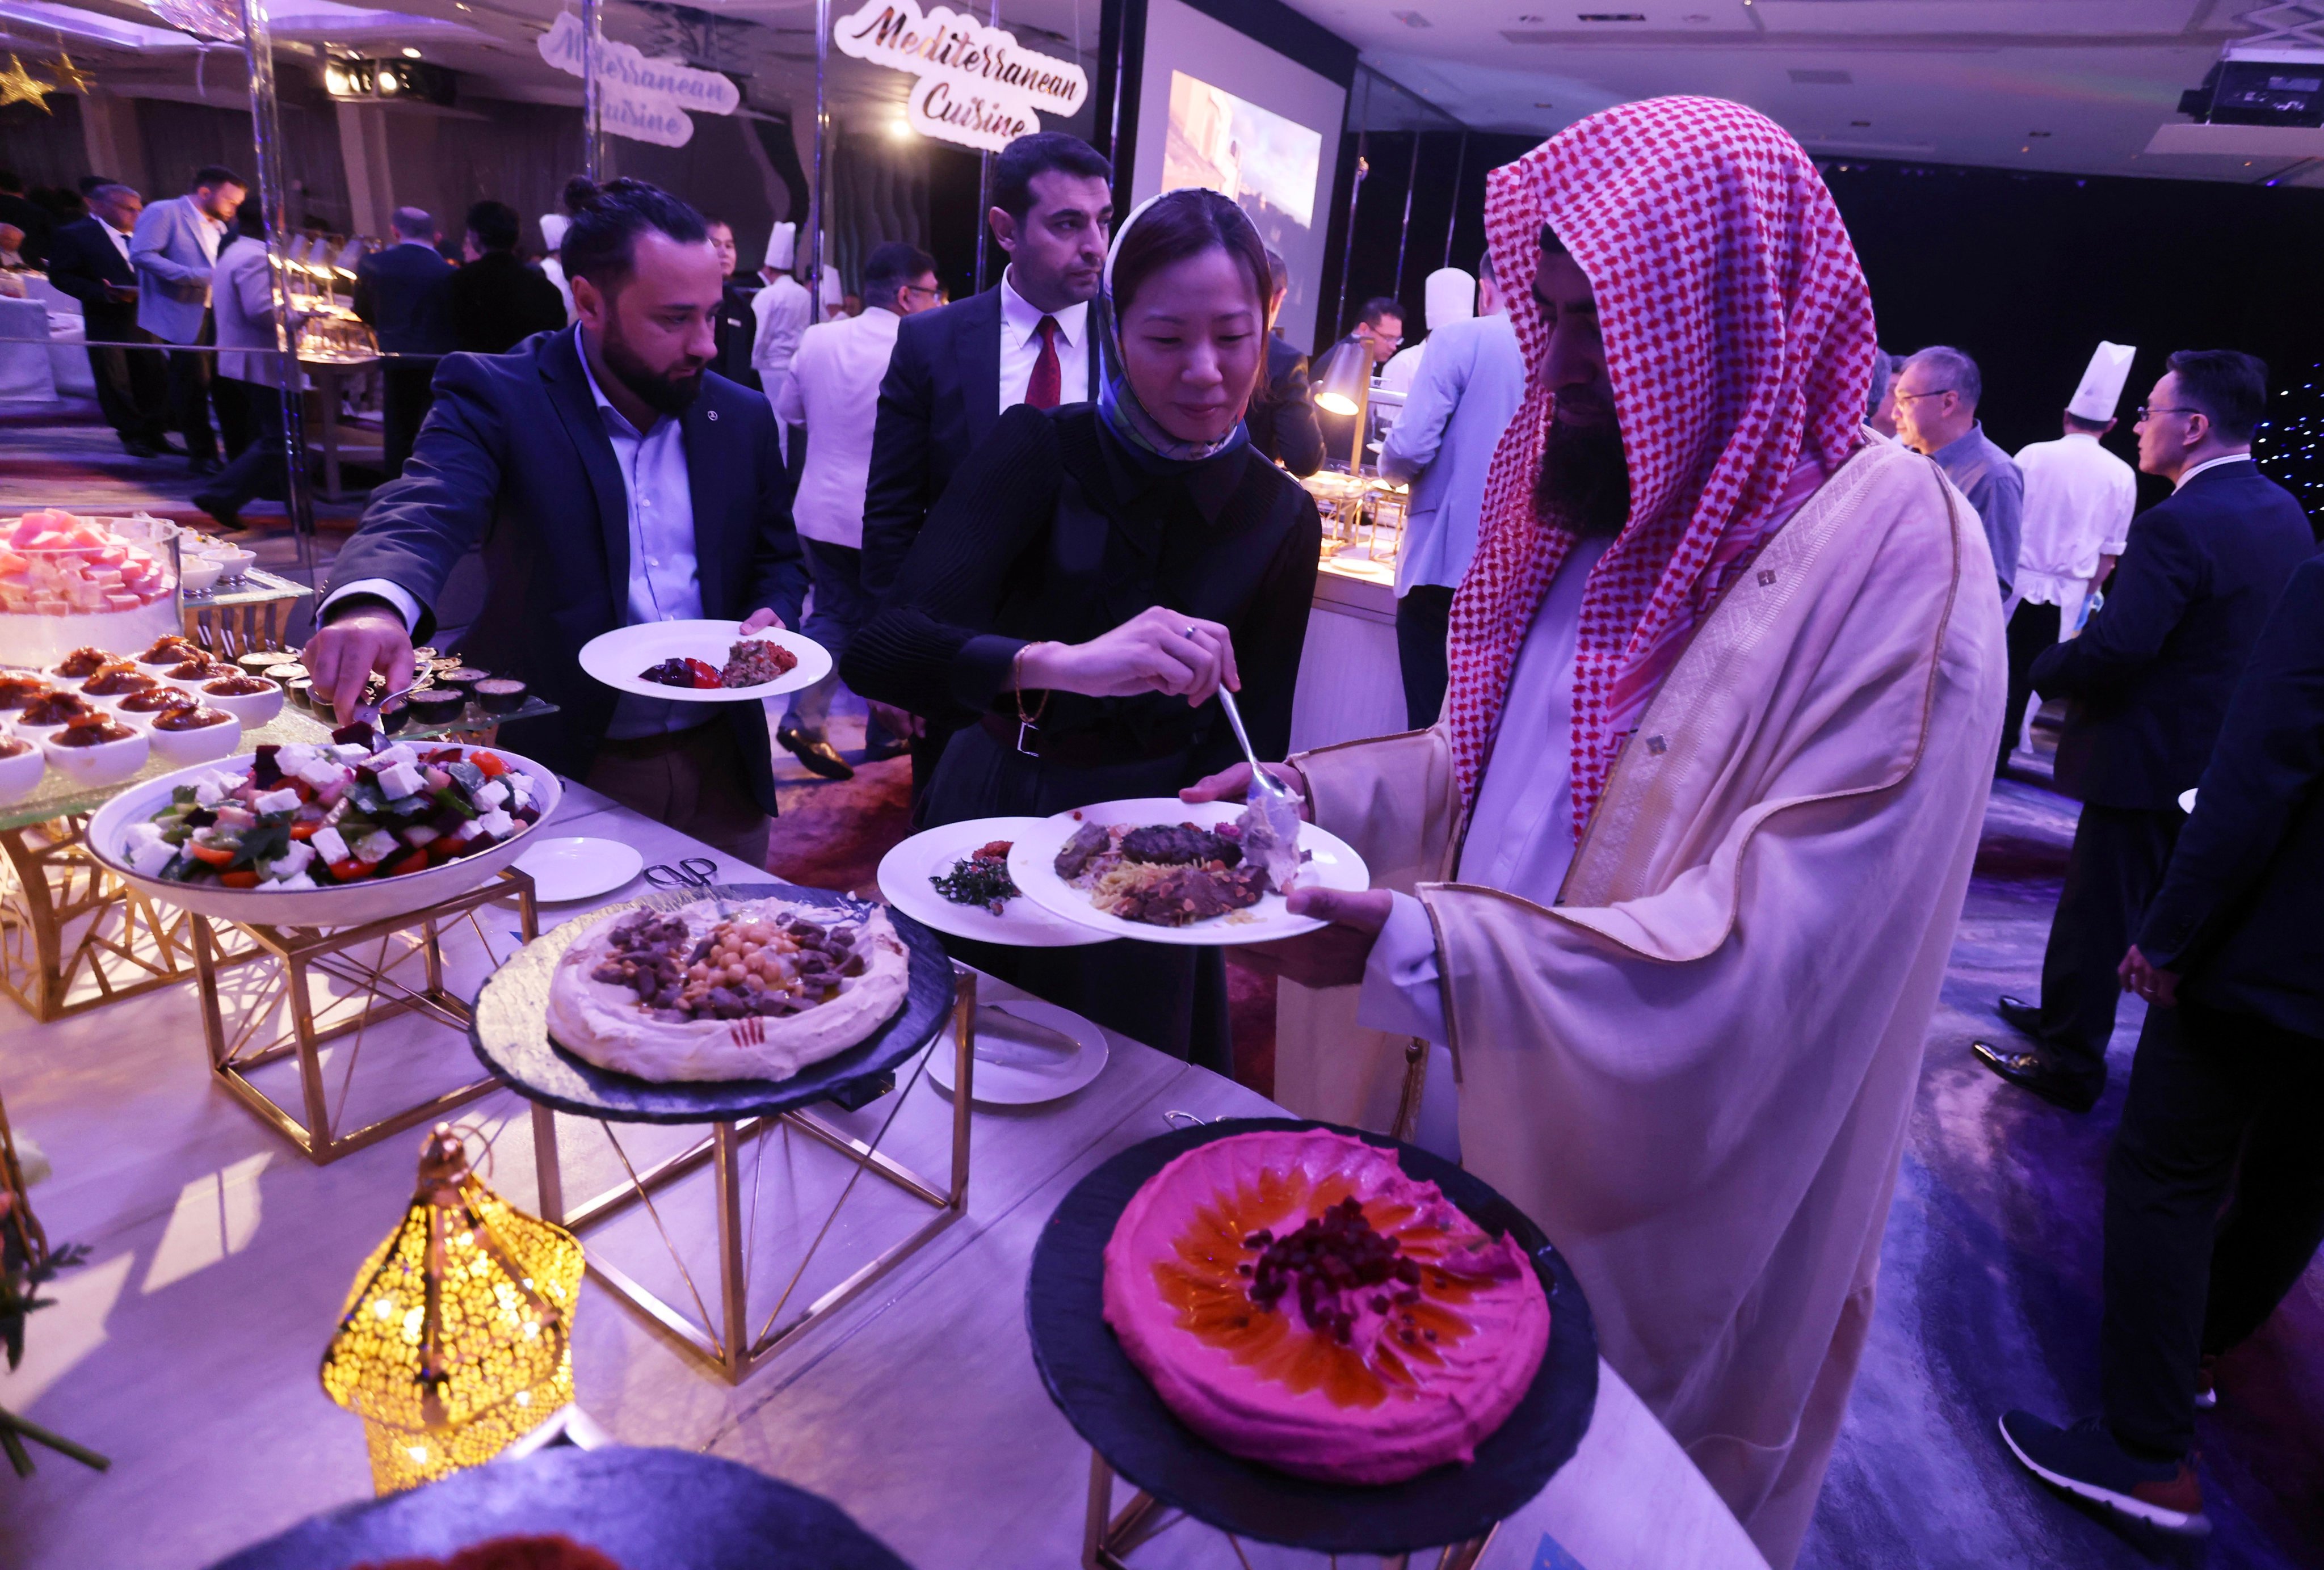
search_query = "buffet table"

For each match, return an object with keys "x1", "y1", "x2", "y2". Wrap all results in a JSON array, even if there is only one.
[{"x1": 0, "y1": 777, "x2": 1767, "y2": 1570}]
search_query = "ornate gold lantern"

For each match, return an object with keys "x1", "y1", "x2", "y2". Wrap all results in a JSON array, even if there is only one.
[{"x1": 321, "y1": 1125, "x2": 585, "y2": 1494}]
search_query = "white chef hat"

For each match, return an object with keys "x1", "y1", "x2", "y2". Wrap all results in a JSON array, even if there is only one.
[
  {"x1": 539, "y1": 212, "x2": 570, "y2": 253},
  {"x1": 1423, "y1": 267, "x2": 1475, "y2": 330},
  {"x1": 763, "y1": 221, "x2": 795, "y2": 272},
  {"x1": 2068, "y1": 341, "x2": 2137, "y2": 423},
  {"x1": 818, "y1": 251, "x2": 845, "y2": 312}
]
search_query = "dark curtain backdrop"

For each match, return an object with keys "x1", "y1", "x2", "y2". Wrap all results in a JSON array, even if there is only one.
[
  {"x1": 0, "y1": 95, "x2": 87, "y2": 190},
  {"x1": 1316, "y1": 129, "x2": 1535, "y2": 353},
  {"x1": 394, "y1": 100, "x2": 586, "y2": 257},
  {"x1": 132, "y1": 88, "x2": 348, "y2": 233}
]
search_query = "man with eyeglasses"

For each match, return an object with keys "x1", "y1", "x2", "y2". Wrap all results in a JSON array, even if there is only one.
[
  {"x1": 1974, "y1": 349, "x2": 2315, "y2": 1115},
  {"x1": 1313, "y1": 294, "x2": 1406, "y2": 465},
  {"x1": 1892, "y1": 344, "x2": 2023, "y2": 600},
  {"x1": 770, "y1": 242, "x2": 945, "y2": 779}
]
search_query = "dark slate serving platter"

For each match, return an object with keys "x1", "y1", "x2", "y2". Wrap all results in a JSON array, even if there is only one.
[
  {"x1": 1027, "y1": 1117, "x2": 1598, "y2": 1555},
  {"x1": 470, "y1": 883, "x2": 953, "y2": 1125}
]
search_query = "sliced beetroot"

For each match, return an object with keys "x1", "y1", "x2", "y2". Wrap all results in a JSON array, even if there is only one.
[{"x1": 252, "y1": 745, "x2": 282, "y2": 787}]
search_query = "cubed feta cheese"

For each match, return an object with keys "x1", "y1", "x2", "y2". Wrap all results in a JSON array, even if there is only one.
[
  {"x1": 268, "y1": 872, "x2": 318, "y2": 891},
  {"x1": 476, "y1": 807, "x2": 515, "y2": 840},
  {"x1": 193, "y1": 778, "x2": 224, "y2": 807},
  {"x1": 128, "y1": 838, "x2": 178, "y2": 877},
  {"x1": 506, "y1": 776, "x2": 532, "y2": 806},
  {"x1": 331, "y1": 743, "x2": 373, "y2": 764},
  {"x1": 375, "y1": 761, "x2": 426, "y2": 801},
  {"x1": 369, "y1": 743, "x2": 418, "y2": 770},
  {"x1": 275, "y1": 743, "x2": 318, "y2": 773},
  {"x1": 296, "y1": 759, "x2": 346, "y2": 791},
  {"x1": 123, "y1": 821, "x2": 163, "y2": 850},
  {"x1": 352, "y1": 830, "x2": 400, "y2": 865},
  {"x1": 310, "y1": 826, "x2": 350, "y2": 865},
  {"x1": 251, "y1": 787, "x2": 301, "y2": 816},
  {"x1": 474, "y1": 780, "x2": 508, "y2": 809},
  {"x1": 268, "y1": 841, "x2": 316, "y2": 878}
]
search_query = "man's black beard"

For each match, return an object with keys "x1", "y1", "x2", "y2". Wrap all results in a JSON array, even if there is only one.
[
  {"x1": 1534, "y1": 416, "x2": 1631, "y2": 537},
  {"x1": 602, "y1": 327, "x2": 704, "y2": 416}
]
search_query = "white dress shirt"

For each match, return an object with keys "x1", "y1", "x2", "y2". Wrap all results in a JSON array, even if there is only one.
[
  {"x1": 998, "y1": 266, "x2": 1091, "y2": 412},
  {"x1": 2011, "y1": 430, "x2": 2134, "y2": 614},
  {"x1": 778, "y1": 304, "x2": 901, "y2": 549},
  {"x1": 2175, "y1": 452, "x2": 2252, "y2": 490},
  {"x1": 323, "y1": 327, "x2": 708, "y2": 738},
  {"x1": 99, "y1": 217, "x2": 132, "y2": 264}
]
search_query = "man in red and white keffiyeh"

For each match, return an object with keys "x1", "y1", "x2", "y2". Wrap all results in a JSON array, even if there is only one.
[{"x1": 1198, "y1": 98, "x2": 2005, "y2": 1565}]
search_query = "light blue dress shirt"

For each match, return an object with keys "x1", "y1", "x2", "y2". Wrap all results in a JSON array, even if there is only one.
[
  {"x1": 1377, "y1": 312, "x2": 1527, "y2": 596},
  {"x1": 323, "y1": 326, "x2": 709, "y2": 738}
]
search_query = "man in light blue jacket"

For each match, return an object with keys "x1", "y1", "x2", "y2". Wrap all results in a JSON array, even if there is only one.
[
  {"x1": 131, "y1": 164, "x2": 245, "y2": 474},
  {"x1": 1377, "y1": 250, "x2": 1528, "y2": 729}
]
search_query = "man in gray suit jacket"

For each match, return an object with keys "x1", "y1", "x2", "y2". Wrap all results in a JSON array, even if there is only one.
[{"x1": 131, "y1": 165, "x2": 246, "y2": 473}]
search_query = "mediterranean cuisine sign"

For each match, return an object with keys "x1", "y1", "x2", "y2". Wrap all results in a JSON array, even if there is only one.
[
  {"x1": 834, "y1": 0, "x2": 1090, "y2": 154},
  {"x1": 539, "y1": 10, "x2": 742, "y2": 149}
]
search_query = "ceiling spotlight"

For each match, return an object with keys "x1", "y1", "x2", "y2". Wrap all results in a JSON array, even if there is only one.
[
  {"x1": 323, "y1": 63, "x2": 347, "y2": 92},
  {"x1": 401, "y1": 45, "x2": 421, "y2": 57}
]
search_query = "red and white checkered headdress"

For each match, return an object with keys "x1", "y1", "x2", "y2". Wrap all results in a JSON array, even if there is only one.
[{"x1": 1445, "y1": 96, "x2": 1877, "y2": 831}]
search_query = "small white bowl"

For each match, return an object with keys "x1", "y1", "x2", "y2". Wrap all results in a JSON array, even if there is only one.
[
  {"x1": 203, "y1": 548, "x2": 258, "y2": 581},
  {"x1": 178, "y1": 556, "x2": 224, "y2": 594},
  {"x1": 164, "y1": 663, "x2": 239, "y2": 694},
  {"x1": 10, "y1": 705, "x2": 100, "y2": 745},
  {"x1": 148, "y1": 708, "x2": 242, "y2": 767},
  {"x1": 78, "y1": 674, "x2": 165, "y2": 712},
  {"x1": 132, "y1": 643, "x2": 205, "y2": 673},
  {"x1": 0, "y1": 737, "x2": 44, "y2": 803},
  {"x1": 47, "y1": 656, "x2": 119, "y2": 684},
  {"x1": 41, "y1": 723, "x2": 149, "y2": 788},
  {"x1": 197, "y1": 676, "x2": 284, "y2": 728},
  {"x1": 112, "y1": 692, "x2": 198, "y2": 732}
]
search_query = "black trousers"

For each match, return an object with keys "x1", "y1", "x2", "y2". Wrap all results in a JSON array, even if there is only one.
[
  {"x1": 2102, "y1": 999, "x2": 2324, "y2": 1457},
  {"x1": 380, "y1": 360, "x2": 436, "y2": 481},
  {"x1": 87, "y1": 333, "x2": 169, "y2": 448},
  {"x1": 1395, "y1": 583, "x2": 1457, "y2": 733},
  {"x1": 164, "y1": 310, "x2": 218, "y2": 463},
  {"x1": 1999, "y1": 599, "x2": 2061, "y2": 773},
  {"x1": 2031, "y1": 803, "x2": 2182, "y2": 1096},
  {"x1": 193, "y1": 380, "x2": 283, "y2": 513}
]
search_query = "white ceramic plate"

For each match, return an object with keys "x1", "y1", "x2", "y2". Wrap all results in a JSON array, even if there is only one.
[
  {"x1": 83, "y1": 743, "x2": 561, "y2": 927},
  {"x1": 578, "y1": 620, "x2": 830, "y2": 702},
  {"x1": 877, "y1": 816, "x2": 1109, "y2": 949},
  {"x1": 927, "y1": 986, "x2": 1109, "y2": 1105},
  {"x1": 514, "y1": 836, "x2": 645, "y2": 903},
  {"x1": 1006, "y1": 797, "x2": 1370, "y2": 947}
]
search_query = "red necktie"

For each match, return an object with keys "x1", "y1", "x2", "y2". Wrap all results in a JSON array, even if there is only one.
[{"x1": 1027, "y1": 315, "x2": 1062, "y2": 410}]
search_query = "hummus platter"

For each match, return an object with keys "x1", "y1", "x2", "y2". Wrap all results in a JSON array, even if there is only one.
[{"x1": 545, "y1": 894, "x2": 911, "y2": 1083}]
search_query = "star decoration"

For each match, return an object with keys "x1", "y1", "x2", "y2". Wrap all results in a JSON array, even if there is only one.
[
  {"x1": 0, "y1": 54, "x2": 54, "y2": 113},
  {"x1": 45, "y1": 52, "x2": 91, "y2": 94}
]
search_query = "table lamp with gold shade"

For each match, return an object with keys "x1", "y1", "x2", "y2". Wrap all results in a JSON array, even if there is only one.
[
  {"x1": 1310, "y1": 336, "x2": 1378, "y2": 473},
  {"x1": 321, "y1": 1124, "x2": 585, "y2": 1495}
]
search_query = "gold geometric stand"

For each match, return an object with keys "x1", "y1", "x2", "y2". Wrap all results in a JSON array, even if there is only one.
[
  {"x1": 0, "y1": 819, "x2": 258, "y2": 1022},
  {"x1": 528, "y1": 968, "x2": 977, "y2": 1385},
  {"x1": 190, "y1": 868, "x2": 539, "y2": 1165},
  {"x1": 1083, "y1": 1451, "x2": 1498, "y2": 1570}
]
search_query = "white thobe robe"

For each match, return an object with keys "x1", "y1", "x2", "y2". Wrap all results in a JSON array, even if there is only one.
[{"x1": 1271, "y1": 438, "x2": 2005, "y2": 1568}]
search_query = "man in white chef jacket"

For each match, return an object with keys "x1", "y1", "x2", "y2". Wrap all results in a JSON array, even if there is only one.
[{"x1": 1999, "y1": 342, "x2": 2138, "y2": 773}]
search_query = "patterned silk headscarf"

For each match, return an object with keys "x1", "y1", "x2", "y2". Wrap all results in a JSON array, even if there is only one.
[{"x1": 1445, "y1": 96, "x2": 1878, "y2": 831}]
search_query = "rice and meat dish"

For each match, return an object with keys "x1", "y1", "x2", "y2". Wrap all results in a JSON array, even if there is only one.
[{"x1": 1052, "y1": 810, "x2": 1289, "y2": 928}]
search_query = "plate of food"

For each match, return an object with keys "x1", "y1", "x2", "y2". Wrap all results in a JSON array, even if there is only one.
[
  {"x1": 578, "y1": 620, "x2": 830, "y2": 702},
  {"x1": 876, "y1": 816, "x2": 1110, "y2": 948},
  {"x1": 83, "y1": 726, "x2": 559, "y2": 927},
  {"x1": 1006, "y1": 797, "x2": 1369, "y2": 946},
  {"x1": 470, "y1": 883, "x2": 956, "y2": 1122}
]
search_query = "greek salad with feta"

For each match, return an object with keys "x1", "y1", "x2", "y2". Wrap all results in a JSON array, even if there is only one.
[{"x1": 118, "y1": 725, "x2": 542, "y2": 891}]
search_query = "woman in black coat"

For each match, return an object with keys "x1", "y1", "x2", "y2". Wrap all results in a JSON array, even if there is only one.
[{"x1": 844, "y1": 189, "x2": 1322, "y2": 1071}]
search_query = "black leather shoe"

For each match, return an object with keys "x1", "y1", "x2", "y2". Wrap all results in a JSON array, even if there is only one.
[
  {"x1": 190, "y1": 494, "x2": 245, "y2": 534},
  {"x1": 1995, "y1": 994, "x2": 2043, "y2": 1036},
  {"x1": 777, "y1": 726, "x2": 854, "y2": 781},
  {"x1": 859, "y1": 731, "x2": 907, "y2": 764},
  {"x1": 1971, "y1": 1040, "x2": 2100, "y2": 1113},
  {"x1": 188, "y1": 455, "x2": 222, "y2": 478}
]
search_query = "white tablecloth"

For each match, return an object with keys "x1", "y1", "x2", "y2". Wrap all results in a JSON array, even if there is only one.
[{"x1": 0, "y1": 293, "x2": 54, "y2": 400}]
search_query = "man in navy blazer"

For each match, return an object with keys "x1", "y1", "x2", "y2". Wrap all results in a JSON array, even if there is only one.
[
  {"x1": 44, "y1": 182, "x2": 170, "y2": 456},
  {"x1": 131, "y1": 165, "x2": 245, "y2": 473},
  {"x1": 859, "y1": 132, "x2": 1112, "y2": 802},
  {"x1": 1976, "y1": 350, "x2": 2315, "y2": 1110},
  {"x1": 1998, "y1": 554, "x2": 2324, "y2": 1535},
  {"x1": 305, "y1": 179, "x2": 806, "y2": 866},
  {"x1": 353, "y1": 206, "x2": 456, "y2": 480}
]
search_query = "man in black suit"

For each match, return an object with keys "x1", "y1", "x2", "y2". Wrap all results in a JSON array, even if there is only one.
[
  {"x1": 1997, "y1": 554, "x2": 2324, "y2": 1538},
  {"x1": 44, "y1": 182, "x2": 171, "y2": 457},
  {"x1": 305, "y1": 179, "x2": 806, "y2": 866},
  {"x1": 1246, "y1": 247, "x2": 1322, "y2": 478},
  {"x1": 354, "y1": 207, "x2": 456, "y2": 481},
  {"x1": 445, "y1": 199, "x2": 566, "y2": 355},
  {"x1": 861, "y1": 131, "x2": 1113, "y2": 802},
  {"x1": 704, "y1": 217, "x2": 760, "y2": 392},
  {"x1": 1975, "y1": 350, "x2": 2315, "y2": 1111}
]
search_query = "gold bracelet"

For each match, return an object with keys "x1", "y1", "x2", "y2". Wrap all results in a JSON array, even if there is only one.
[{"x1": 1013, "y1": 642, "x2": 1052, "y2": 729}]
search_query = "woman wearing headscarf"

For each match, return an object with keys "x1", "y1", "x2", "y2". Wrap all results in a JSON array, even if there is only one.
[
  {"x1": 1190, "y1": 99, "x2": 2006, "y2": 1565},
  {"x1": 843, "y1": 188, "x2": 1322, "y2": 1071}
]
